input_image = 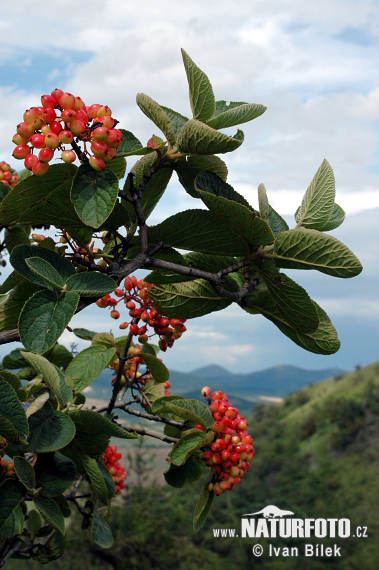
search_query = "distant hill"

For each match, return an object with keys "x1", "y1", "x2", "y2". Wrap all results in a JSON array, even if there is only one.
[{"x1": 87, "y1": 363, "x2": 345, "y2": 412}]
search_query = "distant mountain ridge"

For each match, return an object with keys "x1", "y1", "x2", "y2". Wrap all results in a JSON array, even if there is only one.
[{"x1": 88, "y1": 363, "x2": 345, "y2": 407}]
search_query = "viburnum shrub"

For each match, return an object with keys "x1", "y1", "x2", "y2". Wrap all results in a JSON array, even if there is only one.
[
  {"x1": 0, "y1": 49, "x2": 362, "y2": 564},
  {"x1": 103, "y1": 445, "x2": 127, "y2": 495}
]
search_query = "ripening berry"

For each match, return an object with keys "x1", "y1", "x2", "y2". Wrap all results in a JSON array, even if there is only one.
[
  {"x1": 41, "y1": 94, "x2": 56, "y2": 108},
  {"x1": 59, "y1": 92, "x2": 76, "y2": 109},
  {"x1": 39, "y1": 148, "x2": 55, "y2": 163},
  {"x1": 110, "y1": 309, "x2": 120, "y2": 319},
  {"x1": 58, "y1": 130, "x2": 74, "y2": 144},
  {"x1": 17, "y1": 122, "x2": 34, "y2": 139},
  {"x1": 70, "y1": 118, "x2": 86, "y2": 136},
  {"x1": 50, "y1": 121, "x2": 62, "y2": 135},
  {"x1": 119, "y1": 322, "x2": 129, "y2": 329},
  {"x1": 61, "y1": 150, "x2": 76, "y2": 163},
  {"x1": 24, "y1": 153, "x2": 39, "y2": 171},
  {"x1": 12, "y1": 144, "x2": 30, "y2": 159},
  {"x1": 97, "y1": 115, "x2": 114, "y2": 129},
  {"x1": 86, "y1": 103, "x2": 102, "y2": 118},
  {"x1": 61, "y1": 109, "x2": 76, "y2": 123},
  {"x1": 89, "y1": 155, "x2": 105, "y2": 171},
  {"x1": 97, "y1": 105, "x2": 112, "y2": 117},
  {"x1": 30, "y1": 133, "x2": 46, "y2": 149},
  {"x1": 44, "y1": 132, "x2": 60, "y2": 149},
  {"x1": 201, "y1": 386, "x2": 211, "y2": 398},
  {"x1": 12, "y1": 133, "x2": 28, "y2": 145},
  {"x1": 91, "y1": 140, "x2": 108, "y2": 157},
  {"x1": 51, "y1": 88, "x2": 64, "y2": 103},
  {"x1": 32, "y1": 161, "x2": 49, "y2": 176},
  {"x1": 91, "y1": 126, "x2": 110, "y2": 141}
]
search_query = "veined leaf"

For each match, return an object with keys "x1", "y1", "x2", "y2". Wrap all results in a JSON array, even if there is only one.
[
  {"x1": 149, "y1": 279, "x2": 231, "y2": 319},
  {"x1": 116, "y1": 129, "x2": 153, "y2": 157},
  {"x1": 196, "y1": 170, "x2": 251, "y2": 208},
  {"x1": 71, "y1": 163, "x2": 119, "y2": 228},
  {"x1": 13, "y1": 456, "x2": 36, "y2": 490},
  {"x1": 206, "y1": 100, "x2": 266, "y2": 129},
  {"x1": 65, "y1": 272, "x2": 116, "y2": 297},
  {"x1": 0, "y1": 480, "x2": 24, "y2": 539},
  {"x1": 19, "y1": 290, "x2": 79, "y2": 354},
  {"x1": 176, "y1": 119, "x2": 244, "y2": 155},
  {"x1": 175, "y1": 155, "x2": 228, "y2": 198},
  {"x1": 161, "y1": 106, "x2": 189, "y2": 137},
  {"x1": 10, "y1": 245, "x2": 75, "y2": 288},
  {"x1": 21, "y1": 351, "x2": 72, "y2": 406},
  {"x1": 181, "y1": 49, "x2": 215, "y2": 121},
  {"x1": 193, "y1": 472, "x2": 214, "y2": 532},
  {"x1": 296, "y1": 159, "x2": 335, "y2": 229},
  {"x1": 25, "y1": 257, "x2": 64, "y2": 291},
  {"x1": 139, "y1": 353, "x2": 169, "y2": 383},
  {"x1": 4, "y1": 225, "x2": 30, "y2": 254},
  {"x1": 28, "y1": 402, "x2": 76, "y2": 452},
  {"x1": 82, "y1": 455, "x2": 108, "y2": 505},
  {"x1": 258, "y1": 183, "x2": 289, "y2": 236},
  {"x1": 269, "y1": 229, "x2": 362, "y2": 278},
  {"x1": 164, "y1": 455, "x2": 205, "y2": 488},
  {"x1": 148, "y1": 209, "x2": 248, "y2": 256},
  {"x1": 170, "y1": 429, "x2": 211, "y2": 466},
  {"x1": 0, "y1": 377, "x2": 29, "y2": 442},
  {"x1": 65, "y1": 346, "x2": 116, "y2": 392},
  {"x1": 36, "y1": 453, "x2": 76, "y2": 498},
  {"x1": 34, "y1": 495, "x2": 65, "y2": 535},
  {"x1": 136, "y1": 93, "x2": 176, "y2": 144}
]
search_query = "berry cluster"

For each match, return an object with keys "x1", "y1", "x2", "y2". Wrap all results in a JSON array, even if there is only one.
[
  {"x1": 12, "y1": 89, "x2": 122, "y2": 176},
  {"x1": 103, "y1": 445, "x2": 127, "y2": 495},
  {"x1": 200, "y1": 387, "x2": 254, "y2": 496},
  {"x1": 0, "y1": 458, "x2": 14, "y2": 481},
  {"x1": 96, "y1": 276, "x2": 187, "y2": 352},
  {"x1": 0, "y1": 162, "x2": 19, "y2": 188}
]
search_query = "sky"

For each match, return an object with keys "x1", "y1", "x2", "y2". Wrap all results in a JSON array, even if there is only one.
[{"x1": 0, "y1": 0, "x2": 378, "y2": 375}]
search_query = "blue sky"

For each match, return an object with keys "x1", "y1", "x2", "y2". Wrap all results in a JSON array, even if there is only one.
[{"x1": 0, "y1": 0, "x2": 378, "y2": 374}]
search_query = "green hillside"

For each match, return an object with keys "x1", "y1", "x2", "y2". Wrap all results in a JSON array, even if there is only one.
[{"x1": 9, "y1": 362, "x2": 378, "y2": 569}]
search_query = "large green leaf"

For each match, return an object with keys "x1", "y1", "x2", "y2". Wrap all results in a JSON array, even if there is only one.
[
  {"x1": 4, "y1": 225, "x2": 30, "y2": 254},
  {"x1": 122, "y1": 153, "x2": 173, "y2": 222},
  {"x1": 116, "y1": 129, "x2": 153, "y2": 157},
  {"x1": 82, "y1": 455, "x2": 109, "y2": 505},
  {"x1": 25, "y1": 257, "x2": 64, "y2": 291},
  {"x1": 261, "y1": 272, "x2": 319, "y2": 333},
  {"x1": 207, "y1": 100, "x2": 266, "y2": 129},
  {"x1": 65, "y1": 346, "x2": 116, "y2": 392},
  {"x1": 0, "y1": 480, "x2": 24, "y2": 538},
  {"x1": 139, "y1": 352, "x2": 169, "y2": 383},
  {"x1": 149, "y1": 279, "x2": 232, "y2": 319},
  {"x1": 28, "y1": 402, "x2": 76, "y2": 452},
  {"x1": 300, "y1": 202, "x2": 345, "y2": 232},
  {"x1": 19, "y1": 290, "x2": 79, "y2": 354},
  {"x1": 196, "y1": 170, "x2": 251, "y2": 208},
  {"x1": 21, "y1": 352, "x2": 72, "y2": 407},
  {"x1": 0, "y1": 270, "x2": 23, "y2": 294},
  {"x1": 33, "y1": 530, "x2": 67, "y2": 563},
  {"x1": 242, "y1": 292, "x2": 340, "y2": 355},
  {"x1": 175, "y1": 155, "x2": 228, "y2": 198},
  {"x1": 176, "y1": 119, "x2": 243, "y2": 154},
  {"x1": 91, "y1": 509, "x2": 114, "y2": 548},
  {"x1": 0, "y1": 370, "x2": 22, "y2": 393},
  {"x1": 71, "y1": 163, "x2": 119, "y2": 228},
  {"x1": 105, "y1": 156, "x2": 127, "y2": 180},
  {"x1": 0, "y1": 377, "x2": 29, "y2": 442},
  {"x1": 296, "y1": 159, "x2": 335, "y2": 229},
  {"x1": 0, "y1": 163, "x2": 87, "y2": 228},
  {"x1": 269, "y1": 229, "x2": 362, "y2": 277},
  {"x1": 43, "y1": 343, "x2": 73, "y2": 368},
  {"x1": 136, "y1": 93, "x2": 176, "y2": 144},
  {"x1": 36, "y1": 453, "x2": 76, "y2": 497},
  {"x1": 196, "y1": 185, "x2": 274, "y2": 248},
  {"x1": 10, "y1": 245, "x2": 75, "y2": 288},
  {"x1": 162, "y1": 399, "x2": 214, "y2": 429},
  {"x1": 181, "y1": 49, "x2": 215, "y2": 122},
  {"x1": 148, "y1": 209, "x2": 248, "y2": 256},
  {"x1": 0, "y1": 280, "x2": 41, "y2": 332},
  {"x1": 34, "y1": 495, "x2": 65, "y2": 535},
  {"x1": 164, "y1": 454, "x2": 205, "y2": 488},
  {"x1": 65, "y1": 272, "x2": 116, "y2": 297}
]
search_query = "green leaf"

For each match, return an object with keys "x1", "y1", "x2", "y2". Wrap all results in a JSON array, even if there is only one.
[
  {"x1": 136, "y1": 93, "x2": 176, "y2": 144},
  {"x1": 175, "y1": 155, "x2": 228, "y2": 198},
  {"x1": 82, "y1": 455, "x2": 109, "y2": 505},
  {"x1": 2, "y1": 349, "x2": 30, "y2": 370},
  {"x1": 142, "y1": 378, "x2": 166, "y2": 408},
  {"x1": 0, "y1": 163, "x2": 88, "y2": 229},
  {"x1": 258, "y1": 183, "x2": 289, "y2": 236},
  {"x1": 176, "y1": 119, "x2": 244, "y2": 155},
  {"x1": 0, "y1": 370, "x2": 22, "y2": 392},
  {"x1": 4, "y1": 225, "x2": 30, "y2": 254},
  {"x1": 0, "y1": 479, "x2": 24, "y2": 538},
  {"x1": 97, "y1": 461, "x2": 116, "y2": 500},
  {"x1": 21, "y1": 352, "x2": 72, "y2": 407},
  {"x1": 296, "y1": 159, "x2": 335, "y2": 229},
  {"x1": 164, "y1": 454, "x2": 205, "y2": 488},
  {"x1": 0, "y1": 280, "x2": 41, "y2": 332},
  {"x1": 36, "y1": 453, "x2": 76, "y2": 497},
  {"x1": 26, "y1": 392, "x2": 50, "y2": 418},
  {"x1": 261, "y1": 272, "x2": 319, "y2": 333},
  {"x1": 28, "y1": 402, "x2": 76, "y2": 452},
  {"x1": 196, "y1": 186, "x2": 274, "y2": 248},
  {"x1": 43, "y1": 343, "x2": 73, "y2": 368},
  {"x1": 270, "y1": 229, "x2": 363, "y2": 277},
  {"x1": 170, "y1": 430, "x2": 210, "y2": 466},
  {"x1": 73, "y1": 327, "x2": 96, "y2": 341},
  {"x1": 122, "y1": 153, "x2": 173, "y2": 222},
  {"x1": 163, "y1": 399, "x2": 214, "y2": 429},
  {"x1": 193, "y1": 473, "x2": 214, "y2": 532},
  {"x1": 10, "y1": 245, "x2": 75, "y2": 288},
  {"x1": 105, "y1": 156, "x2": 127, "y2": 180},
  {"x1": 161, "y1": 106, "x2": 189, "y2": 137},
  {"x1": 68, "y1": 410, "x2": 138, "y2": 457},
  {"x1": 71, "y1": 163, "x2": 119, "y2": 228},
  {"x1": 242, "y1": 292, "x2": 340, "y2": 355},
  {"x1": 19, "y1": 290, "x2": 79, "y2": 354},
  {"x1": 312, "y1": 203, "x2": 345, "y2": 231},
  {"x1": 65, "y1": 346, "x2": 116, "y2": 392},
  {"x1": 139, "y1": 353, "x2": 169, "y2": 383},
  {"x1": 0, "y1": 377, "x2": 29, "y2": 442},
  {"x1": 0, "y1": 270, "x2": 23, "y2": 294},
  {"x1": 91, "y1": 509, "x2": 113, "y2": 548},
  {"x1": 181, "y1": 49, "x2": 215, "y2": 121},
  {"x1": 116, "y1": 129, "x2": 153, "y2": 157},
  {"x1": 34, "y1": 495, "x2": 65, "y2": 535},
  {"x1": 148, "y1": 209, "x2": 249, "y2": 256},
  {"x1": 13, "y1": 456, "x2": 36, "y2": 490},
  {"x1": 33, "y1": 530, "x2": 67, "y2": 563},
  {"x1": 196, "y1": 170, "x2": 252, "y2": 208},
  {"x1": 25, "y1": 257, "x2": 64, "y2": 291},
  {"x1": 207, "y1": 100, "x2": 266, "y2": 129},
  {"x1": 64, "y1": 272, "x2": 116, "y2": 297},
  {"x1": 149, "y1": 279, "x2": 231, "y2": 319}
]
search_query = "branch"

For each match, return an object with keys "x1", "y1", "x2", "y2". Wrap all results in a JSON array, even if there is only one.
[
  {"x1": 97, "y1": 401, "x2": 184, "y2": 428},
  {"x1": 114, "y1": 421, "x2": 179, "y2": 444}
]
